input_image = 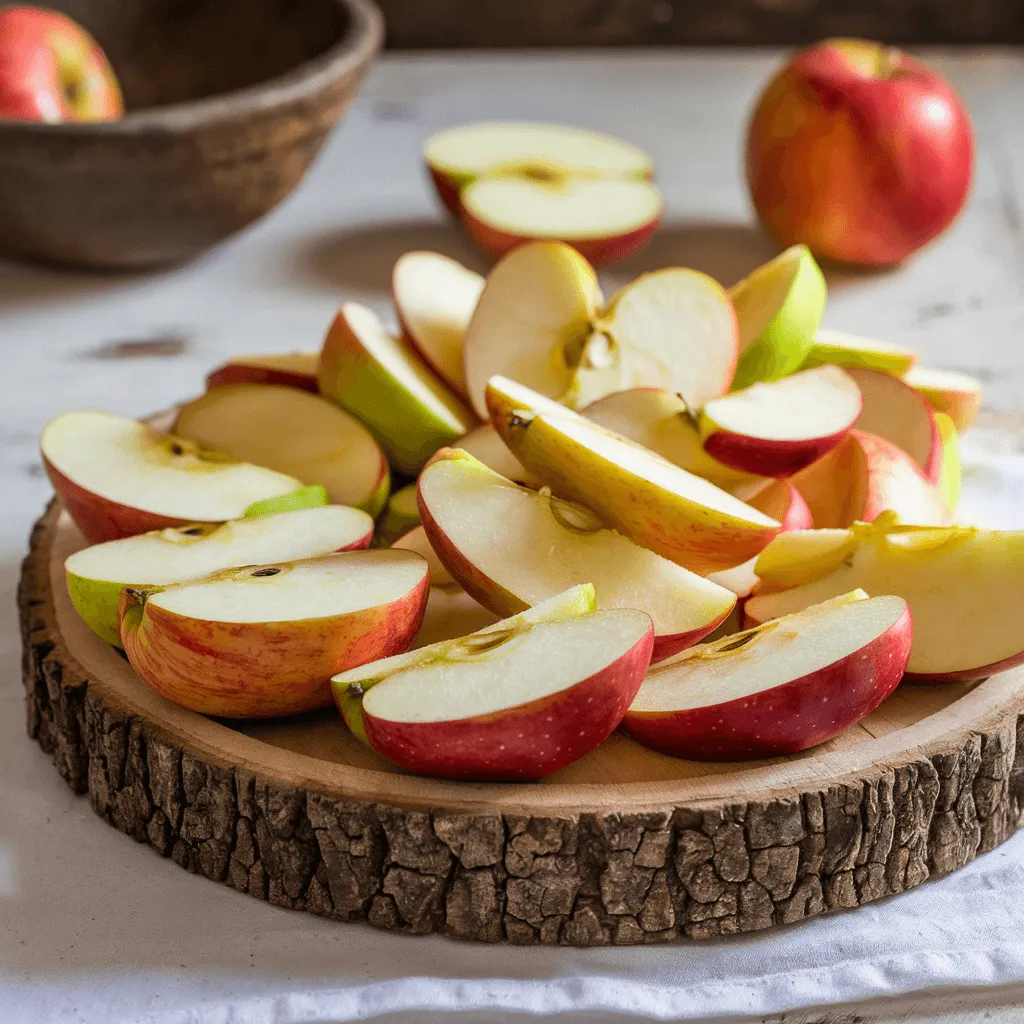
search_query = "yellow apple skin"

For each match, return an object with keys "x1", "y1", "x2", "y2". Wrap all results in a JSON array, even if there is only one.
[{"x1": 935, "y1": 413, "x2": 960, "y2": 511}]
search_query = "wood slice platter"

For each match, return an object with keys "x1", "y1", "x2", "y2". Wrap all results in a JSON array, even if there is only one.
[{"x1": 20, "y1": 498, "x2": 1024, "y2": 945}]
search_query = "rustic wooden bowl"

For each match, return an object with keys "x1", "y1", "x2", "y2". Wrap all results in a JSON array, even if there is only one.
[{"x1": 0, "y1": 0, "x2": 383, "y2": 270}]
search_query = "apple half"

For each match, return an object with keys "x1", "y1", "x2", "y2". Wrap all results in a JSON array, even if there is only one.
[
  {"x1": 174, "y1": 383, "x2": 390, "y2": 518},
  {"x1": 319, "y1": 302, "x2": 476, "y2": 475},
  {"x1": 418, "y1": 449, "x2": 736, "y2": 660},
  {"x1": 746, "y1": 524, "x2": 1024, "y2": 680},
  {"x1": 700, "y1": 366, "x2": 862, "y2": 478},
  {"x1": 392, "y1": 251, "x2": 484, "y2": 399},
  {"x1": 66, "y1": 505, "x2": 373, "y2": 646},
  {"x1": 903, "y1": 367, "x2": 983, "y2": 432},
  {"x1": 804, "y1": 329, "x2": 918, "y2": 376},
  {"x1": 41, "y1": 410, "x2": 305, "y2": 544},
  {"x1": 624, "y1": 592, "x2": 911, "y2": 760},
  {"x1": 206, "y1": 353, "x2": 319, "y2": 393},
  {"x1": 121, "y1": 550, "x2": 430, "y2": 718}
]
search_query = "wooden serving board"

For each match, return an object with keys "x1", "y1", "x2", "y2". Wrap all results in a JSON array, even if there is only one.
[{"x1": 20, "y1": 500, "x2": 1024, "y2": 945}]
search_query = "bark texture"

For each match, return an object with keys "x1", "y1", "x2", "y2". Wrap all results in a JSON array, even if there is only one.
[{"x1": 20, "y1": 508, "x2": 1024, "y2": 945}]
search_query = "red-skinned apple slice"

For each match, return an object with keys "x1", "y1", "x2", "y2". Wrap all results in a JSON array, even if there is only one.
[
  {"x1": 173, "y1": 383, "x2": 390, "y2": 517},
  {"x1": 902, "y1": 367, "x2": 983, "y2": 432},
  {"x1": 745, "y1": 524, "x2": 1024, "y2": 681},
  {"x1": 206, "y1": 353, "x2": 319, "y2": 392},
  {"x1": 699, "y1": 366, "x2": 862, "y2": 478},
  {"x1": 120, "y1": 550, "x2": 429, "y2": 718},
  {"x1": 734, "y1": 478, "x2": 814, "y2": 532},
  {"x1": 392, "y1": 251, "x2": 484, "y2": 399},
  {"x1": 418, "y1": 449, "x2": 736, "y2": 661},
  {"x1": 41, "y1": 410, "x2": 306, "y2": 544},
  {"x1": 624, "y1": 592, "x2": 911, "y2": 760}
]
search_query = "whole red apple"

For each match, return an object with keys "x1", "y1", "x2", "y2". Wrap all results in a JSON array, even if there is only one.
[
  {"x1": 0, "y1": 6, "x2": 122, "y2": 122},
  {"x1": 746, "y1": 38, "x2": 973, "y2": 267}
]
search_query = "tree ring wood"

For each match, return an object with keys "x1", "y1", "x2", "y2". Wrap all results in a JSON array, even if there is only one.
[{"x1": 20, "y1": 499, "x2": 1024, "y2": 945}]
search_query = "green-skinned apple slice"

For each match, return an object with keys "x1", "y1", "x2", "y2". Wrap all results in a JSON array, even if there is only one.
[
  {"x1": 66, "y1": 504, "x2": 373, "y2": 647},
  {"x1": 378, "y1": 483, "x2": 421, "y2": 545},
  {"x1": 903, "y1": 367, "x2": 983, "y2": 432},
  {"x1": 41, "y1": 410, "x2": 305, "y2": 544},
  {"x1": 173, "y1": 383, "x2": 390, "y2": 518},
  {"x1": 935, "y1": 413, "x2": 960, "y2": 511},
  {"x1": 243, "y1": 484, "x2": 329, "y2": 517},
  {"x1": 803, "y1": 329, "x2": 918, "y2": 375},
  {"x1": 206, "y1": 352, "x2": 319, "y2": 392}
]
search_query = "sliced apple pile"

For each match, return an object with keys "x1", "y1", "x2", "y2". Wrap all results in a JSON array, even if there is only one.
[
  {"x1": 42, "y1": 410, "x2": 306, "y2": 544},
  {"x1": 804, "y1": 330, "x2": 918, "y2": 376},
  {"x1": 121, "y1": 550, "x2": 430, "y2": 718},
  {"x1": 174, "y1": 383, "x2": 391, "y2": 517},
  {"x1": 424, "y1": 121, "x2": 661, "y2": 266},
  {"x1": 903, "y1": 366, "x2": 983, "y2": 432},
  {"x1": 624, "y1": 592, "x2": 911, "y2": 760},
  {"x1": 206, "y1": 352, "x2": 319, "y2": 393},
  {"x1": 66, "y1": 505, "x2": 373, "y2": 646}
]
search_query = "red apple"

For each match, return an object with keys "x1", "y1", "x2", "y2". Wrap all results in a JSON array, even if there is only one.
[{"x1": 747, "y1": 38, "x2": 973, "y2": 267}]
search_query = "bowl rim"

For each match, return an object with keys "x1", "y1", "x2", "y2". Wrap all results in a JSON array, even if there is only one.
[{"x1": 0, "y1": 0, "x2": 383, "y2": 135}]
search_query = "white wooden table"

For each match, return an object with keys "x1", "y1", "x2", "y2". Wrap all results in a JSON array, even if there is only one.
[{"x1": 3, "y1": 49, "x2": 1024, "y2": 1024}]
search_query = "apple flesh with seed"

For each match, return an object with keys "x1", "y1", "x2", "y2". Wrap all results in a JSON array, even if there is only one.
[
  {"x1": 424, "y1": 121, "x2": 661, "y2": 266},
  {"x1": 206, "y1": 353, "x2": 319, "y2": 393},
  {"x1": 318, "y1": 302, "x2": 475, "y2": 475},
  {"x1": 903, "y1": 367, "x2": 983, "y2": 432},
  {"x1": 804, "y1": 329, "x2": 918, "y2": 376},
  {"x1": 173, "y1": 382, "x2": 390, "y2": 518},
  {"x1": 700, "y1": 366, "x2": 862, "y2": 478},
  {"x1": 66, "y1": 505, "x2": 373, "y2": 647},
  {"x1": 747, "y1": 38, "x2": 973, "y2": 267},
  {"x1": 121, "y1": 550, "x2": 429, "y2": 718},
  {"x1": 624, "y1": 592, "x2": 911, "y2": 760},
  {"x1": 418, "y1": 449, "x2": 737, "y2": 661},
  {"x1": 392, "y1": 251, "x2": 483, "y2": 399},
  {"x1": 41, "y1": 410, "x2": 305, "y2": 544},
  {"x1": 0, "y1": 6, "x2": 122, "y2": 122}
]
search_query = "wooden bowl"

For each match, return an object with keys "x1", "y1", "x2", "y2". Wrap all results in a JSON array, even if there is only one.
[{"x1": 0, "y1": 0, "x2": 383, "y2": 270}]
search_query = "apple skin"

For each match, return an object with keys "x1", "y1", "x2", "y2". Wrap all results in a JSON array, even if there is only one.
[
  {"x1": 903, "y1": 649, "x2": 1024, "y2": 684},
  {"x1": 744, "y1": 479, "x2": 813, "y2": 532},
  {"x1": 363, "y1": 623, "x2": 654, "y2": 780},
  {"x1": 0, "y1": 7, "x2": 122, "y2": 122},
  {"x1": 747, "y1": 39, "x2": 973, "y2": 267},
  {"x1": 206, "y1": 361, "x2": 318, "y2": 394},
  {"x1": 119, "y1": 575, "x2": 429, "y2": 719},
  {"x1": 623, "y1": 603, "x2": 912, "y2": 760},
  {"x1": 702, "y1": 425, "x2": 854, "y2": 479},
  {"x1": 428, "y1": 165, "x2": 465, "y2": 217}
]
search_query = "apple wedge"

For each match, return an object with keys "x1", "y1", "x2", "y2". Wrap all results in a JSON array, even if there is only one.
[
  {"x1": 488, "y1": 390, "x2": 780, "y2": 573},
  {"x1": 790, "y1": 430, "x2": 951, "y2": 528},
  {"x1": 41, "y1": 410, "x2": 305, "y2": 544},
  {"x1": 120, "y1": 550, "x2": 429, "y2": 718},
  {"x1": 243, "y1": 484, "x2": 328, "y2": 518},
  {"x1": 319, "y1": 302, "x2": 476, "y2": 475},
  {"x1": 391, "y1": 525, "x2": 455, "y2": 586},
  {"x1": 754, "y1": 528, "x2": 858, "y2": 589},
  {"x1": 66, "y1": 505, "x2": 373, "y2": 646},
  {"x1": 734, "y1": 478, "x2": 813, "y2": 532},
  {"x1": 463, "y1": 242, "x2": 738, "y2": 418},
  {"x1": 804, "y1": 329, "x2": 918, "y2": 376},
  {"x1": 418, "y1": 450, "x2": 736, "y2": 660},
  {"x1": 335, "y1": 595, "x2": 652, "y2": 781},
  {"x1": 935, "y1": 412, "x2": 961, "y2": 511},
  {"x1": 729, "y1": 245, "x2": 827, "y2": 390},
  {"x1": 392, "y1": 251, "x2": 484, "y2": 398},
  {"x1": 903, "y1": 367, "x2": 983, "y2": 432},
  {"x1": 745, "y1": 525, "x2": 1024, "y2": 681},
  {"x1": 699, "y1": 366, "x2": 862, "y2": 477},
  {"x1": 456, "y1": 423, "x2": 534, "y2": 485},
  {"x1": 624, "y1": 592, "x2": 911, "y2": 760},
  {"x1": 174, "y1": 383, "x2": 390, "y2": 518},
  {"x1": 378, "y1": 483, "x2": 420, "y2": 545},
  {"x1": 206, "y1": 353, "x2": 318, "y2": 393}
]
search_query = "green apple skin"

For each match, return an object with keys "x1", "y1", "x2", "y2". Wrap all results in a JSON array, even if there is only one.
[
  {"x1": 378, "y1": 483, "x2": 421, "y2": 545},
  {"x1": 243, "y1": 485, "x2": 329, "y2": 518},
  {"x1": 67, "y1": 571, "x2": 129, "y2": 647},
  {"x1": 730, "y1": 245, "x2": 827, "y2": 390},
  {"x1": 936, "y1": 412, "x2": 961, "y2": 511}
]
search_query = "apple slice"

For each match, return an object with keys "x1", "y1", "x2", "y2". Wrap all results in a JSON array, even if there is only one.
[
  {"x1": 121, "y1": 550, "x2": 429, "y2": 718},
  {"x1": 418, "y1": 450, "x2": 736, "y2": 660},
  {"x1": 583, "y1": 388, "x2": 762, "y2": 490},
  {"x1": 699, "y1": 366, "x2": 862, "y2": 477},
  {"x1": 378, "y1": 483, "x2": 420, "y2": 545},
  {"x1": 392, "y1": 251, "x2": 484, "y2": 398},
  {"x1": 624, "y1": 592, "x2": 911, "y2": 760},
  {"x1": 754, "y1": 528, "x2": 857, "y2": 589},
  {"x1": 41, "y1": 410, "x2": 305, "y2": 544},
  {"x1": 844, "y1": 367, "x2": 942, "y2": 482},
  {"x1": 319, "y1": 302, "x2": 476, "y2": 475},
  {"x1": 206, "y1": 353, "x2": 318, "y2": 393},
  {"x1": 935, "y1": 412, "x2": 960, "y2": 511},
  {"x1": 243, "y1": 484, "x2": 328, "y2": 518},
  {"x1": 338, "y1": 610, "x2": 652, "y2": 780},
  {"x1": 456, "y1": 423, "x2": 534, "y2": 485},
  {"x1": 903, "y1": 367, "x2": 983, "y2": 432},
  {"x1": 174, "y1": 383, "x2": 390, "y2": 518},
  {"x1": 733, "y1": 478, "x2": 813, "y2": 532},
  {"x1": 746, "y1": 525, "x2": 1024, "y2": 681},
  {"x1": 804, "y1": 329, "x2": 918, "y2": 376},
  {"x1": 488, "y1": 390, "x2": 780, "y2": 573},
  {"x1": 729, "y1": 245, "x2": 827, "y2": 390},
  {"x1": 790, "y1": 430, "x2": 951, "y2": 528},
  {"x1": 66, "y1": 505, "x2": 373, "y2": 646},
  {"x1": 391, "y1": 525, "x2": 455, "y2": 586}
]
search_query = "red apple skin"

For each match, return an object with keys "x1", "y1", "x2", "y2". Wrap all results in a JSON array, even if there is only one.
[
  {"x1": 703, "y1": 425, "x2": 855, "y2": 479},
  {"x1": 363, "y1": 623, "x2": 654, "y2": 780},
  {"x1": 0, "y1": 7, "x2": 122, "y2": 123},
  {"x1": 206, "y1": 363, "x2": 318, "y2": 394},
  {"x1": 428, "y1": 166, "x2": 465, "y2": 217},
  {"x1": 119, "y1": 575, "x2": 429, "y2": 718},
  {"x1": 747, "y1": 39, "x2": 973, "y2": 267},
  {"x1": 624, "y1": 603, "x2": 912, "y2": 760},
  {"x1": 746, "y1": 479, "x2": 814, "y2": 532},
  {"x1": 904, "y1": 649, "x2": 1024, "y2": 685}
]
